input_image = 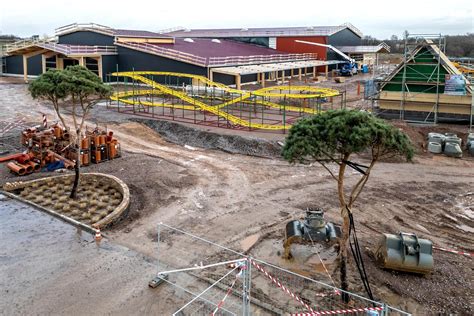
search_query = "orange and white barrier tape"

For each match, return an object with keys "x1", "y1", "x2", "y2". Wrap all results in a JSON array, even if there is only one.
[
  {"x1": 292, "y1": 306, "x2": 384, "y2": 315},
  {"x1": 95, "y1": 227, "x2": 102, "y2": 241},
  {"x1": 433, "y1": 246, "x2": 472, "y2": 257},
  {"x1": 42, "y1": 114, "x2": 48, "y2": 128}
]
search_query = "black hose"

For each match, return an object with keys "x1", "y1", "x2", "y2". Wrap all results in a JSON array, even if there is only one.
[{"x1": 347, "y1": 207, "x2": 375, "y2": 304}]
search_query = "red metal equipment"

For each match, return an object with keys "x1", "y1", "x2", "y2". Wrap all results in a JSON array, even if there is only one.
[
  {"x1": 0, "y1": 153, "x2": 24, "y2": 163},
  {"x1": 1, "y1": 118, "x2": 121, "y2": 176}
]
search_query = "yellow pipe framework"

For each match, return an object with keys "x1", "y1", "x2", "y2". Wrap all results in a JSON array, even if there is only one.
[{"x1": 110, "y1": 71, "x2": 340, "y2": 130}]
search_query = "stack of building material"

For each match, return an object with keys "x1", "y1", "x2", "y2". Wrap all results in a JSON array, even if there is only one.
[
  {"x1": 467, "y1": 133, "x2": 474, "y2": 155},
  {"x1": 0, "y1": 124, "x2": 121, "y2": 176},
  {"x1": 427, "y1": 132, "x2": 463, "y2": 158}
]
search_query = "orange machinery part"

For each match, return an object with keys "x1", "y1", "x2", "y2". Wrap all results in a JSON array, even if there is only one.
[
  {"x1": 108, "y1": 139, "x2": 119, "y2": 159},
  {"x1": 93, "y1": 135, "x2": 100, "y2": 146},
  {"x1": 106, "y1": 131, "x2": 113, "y2": 142},
  {"x1": 7, "y1": 162, "x2": 32, "y2": 175},
  {"x1": 108, "y1": 142, "x2": 116, "y2": 159},
  {"x1": 47, "y1": 150, "x2": 75, "y2": 169},
  {"x1": 15, "y1": 154, "x2": 31, "y2": 165},
  {"x1": 0, "y1": 153, "x2": 23, "y2": 163},
  {"x1": 26, "y1": 161, "x2": 40, "y2": 172},
  {"x1": 81, "y1": 153, "x2": 90, "y2": 166},
  {"x1": 95, "y1": 149, "x2": 101, "y2": 162},
  {"x1": 81, "y1": 137, "x2": 90, "y2": 149},
  {"x1": 53, "y1": 125, "x2": 63, "y2": 139},
  {"x1": 99, "y1": 135, "x2": 106, "y2": 145}
]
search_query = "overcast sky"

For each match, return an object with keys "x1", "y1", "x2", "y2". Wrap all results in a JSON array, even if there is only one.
[{"x1": 1, "y1": 0, "x2": 472, "y2": 39}]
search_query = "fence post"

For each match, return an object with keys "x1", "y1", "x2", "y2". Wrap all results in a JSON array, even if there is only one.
[
  {"x1": 157, "y1": 222, "x2": 161, "y2": 272},
  {"x1": 242, "y1": 258, "x2": 251, "y2": 316}
]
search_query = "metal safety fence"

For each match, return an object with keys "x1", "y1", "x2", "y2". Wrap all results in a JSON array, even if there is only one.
[{"x1": 154, "y1": 223, "x2": 411, "y2": 316}]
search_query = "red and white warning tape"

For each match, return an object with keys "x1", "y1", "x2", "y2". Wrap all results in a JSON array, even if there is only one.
[
  {"x1": 433, "y1": 246, "x2": 473, "y2": 257},
  {"x1": 0, "y1": 117, "x2": 27, "y2": 135},
  {"x1": 292, "y1": 306, "x2": 384, "y2": 316},
  {"x1": 250, "y1": 259, "x2": 315, "y2": 313},
  {"x1": 211, "y1": 278, "x2": 238, "y2": 316},
  {"x1": 42, "y1": 114, "x2": 48, "y2": 128}
]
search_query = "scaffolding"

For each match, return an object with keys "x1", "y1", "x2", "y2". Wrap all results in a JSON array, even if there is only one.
[
  {"x1": 366, "y1": 33, "x2": 473, "y2": 130},
  {"x1": 399, "y1": 33, "x2": 445, "y2": 123}
]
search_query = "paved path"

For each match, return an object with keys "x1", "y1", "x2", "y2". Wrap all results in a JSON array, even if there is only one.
[{"x1": 0, "y1": 194, "x2": 183, "y2": 315}]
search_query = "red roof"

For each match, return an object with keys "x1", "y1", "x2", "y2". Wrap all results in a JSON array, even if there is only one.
[{"x1": 152, "y1": 38, "x2": 284, "y2": 58}]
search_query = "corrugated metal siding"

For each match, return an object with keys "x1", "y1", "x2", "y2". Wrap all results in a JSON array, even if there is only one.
[
  {"x1": 58, "y1": 31, "x2": 114, "y2": 46},
  {"x1": 4, "y1": 54, "x2": 42, "y2": 76},
  {"x1": 27, "y1": 55, "x2": 42, "y2": 75},
  {"x1": 116, "y1": 46, "x2": 207, "y2": 82},
  {"x1": 275, "y1": 36, "x2": 327, "y2": 60},
  {"x1": 228, "y1": 37, "x2": 270, "y2": 47},
  {"x1": 102, "y1": 55, "x2": 118, "y2": 81},
  {"x1": 328, "y1": 29, "x2": 361, "y2": 46},
  {"x1": 5, "y1": 55, "x2": 23, "y2": 74}
]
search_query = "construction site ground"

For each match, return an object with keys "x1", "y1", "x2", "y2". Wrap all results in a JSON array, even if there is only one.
[{"x1": 0, "y1": 77, "x2": 473, "y2": 315}]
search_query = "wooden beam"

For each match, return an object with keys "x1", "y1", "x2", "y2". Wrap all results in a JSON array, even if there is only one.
[
  {"x1": 23, "y1": 55, "x2": 28, "y2": 83},
  {"x1": 43, "y1": 51, "x2": 57, "y2": 59},
  {"x1": 235, "y1": 74, "x2": 241, "y2": 90},
  {"x1": 56, "y1": 56, "x2": 64, "y2": 70},
  {"x1": 298, "y1": 68, "x2": 302, "y2": 81},
  {"x1": 23, "y1": 49, "x2": 49, "y2": 82},
  {"x1": 261, "y1": 73, "x2": 265, "y2": 87},
  {"x1": 24, "y1": 49, "x2": 48, "y2": 58},
  {"x1": 313, "y1": 66, "x2": 316, "y2": 78},
  {"x1": 97, "y1": 56, "x2": 103, "y2": 81},
  {"x1": 41, "y1": 54, "x2": 47, "y2": 74},
  {"x1": 325, "y1": 65, "x2": 329, "y2": 78},
  {"x1": 209, "y1": 69, "x2": 213, "y2": 82}
]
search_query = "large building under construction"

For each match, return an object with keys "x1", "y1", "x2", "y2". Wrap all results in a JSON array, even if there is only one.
[
  {"x1": 1, "y1": 23, "x2": 370, "y2": 87},
  {"x1": 374, "y1": 35, "x2": 472, "y2": 123}
]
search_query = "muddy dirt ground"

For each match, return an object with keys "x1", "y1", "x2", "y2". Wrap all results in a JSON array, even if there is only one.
[{"x1": 0, "y1": 79, "x2": 473, "y2": 315}]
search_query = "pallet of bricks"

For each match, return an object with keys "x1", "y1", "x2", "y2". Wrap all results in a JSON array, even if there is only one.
[{"x1": 1, "y1": 124, "x2": 120, "y2": 176}]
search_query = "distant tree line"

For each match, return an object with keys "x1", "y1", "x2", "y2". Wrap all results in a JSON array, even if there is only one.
[{"x1": 362, "y1": 33, "x2": 474, "y2": 57}]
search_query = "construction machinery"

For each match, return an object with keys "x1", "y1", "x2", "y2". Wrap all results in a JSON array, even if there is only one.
[
  {"x1": 375, "y1": 232, "x2": 434, "y2": 275},
  {"x1": 295, "y1": 40, "x2": 358, "y2": 76},
  {"x1": 283, "y1": 208, "x2": 339, "y2": 259}
]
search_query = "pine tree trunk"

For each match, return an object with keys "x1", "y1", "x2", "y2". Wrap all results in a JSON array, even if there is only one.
[
  {"x1": 340, "y1": 210, "x2": 350, "y2": 302},
  {"x1": 70, "y1": 132, "x2": 81, "y2": 199}
]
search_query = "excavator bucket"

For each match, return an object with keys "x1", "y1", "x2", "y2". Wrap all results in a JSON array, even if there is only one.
[
  {"x1": 283, "y1": 220, "x2": 303, "y2": 259},
  {"x1": 375, "y1": 232, "x2": 434, "y2": 275}
]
